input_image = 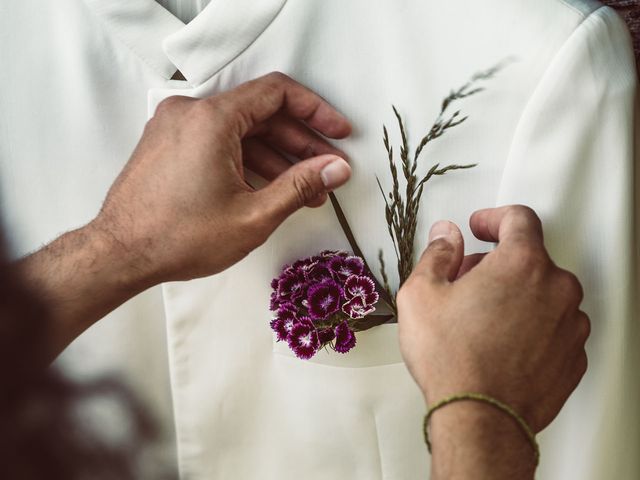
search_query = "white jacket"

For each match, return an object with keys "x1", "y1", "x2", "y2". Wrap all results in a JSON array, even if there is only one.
[{"x1": 1, "y1": 1, "x2": 637, "y2": 478}]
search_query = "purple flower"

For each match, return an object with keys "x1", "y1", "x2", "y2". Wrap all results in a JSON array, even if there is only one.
[
  {"x1": 270, "y1": 318, "x2": 287, "y2": 341},
  {"x1": 306, "y1": 279, "x2": 343, "y2": 320},
  {"x1": 291, "y1": 257, "x2": 318, "y2": 276},
  {"x1": 304, "y1": 262, "x2": 334, "y2": 284},
  {"x1": 334, "y1": 321, "x2": 356, "y2": 353},
  {"x1": 344, "y1": 275, "x2": 379, "y2": 304},
  {"x1": 282, "y1": 263, "x2": 295, "y2": 276},
  {"x1": 269, "y1": 251, "x2": 379, "y2": 359},
  {"x1": 328, "y1": 255, "x2": 365, "y2": 281},
  {"x1": 269, "y1": 291, "x2": 280, "y2": 311},
  {"x1": 270, "y1": 304, "x2": 299, "y2": 341},
  {"x1": 342, "y1": 295, "x2": 377, "y2": 319},
  {"x1": 287, "y1": 319, "x2": 320, "y2": 360},
  {"x1": 277, "y1": 271, "x2": 307, "y2": 303},
  {"x1": 318, "y1": 328, "x2": 336, "y2": 344},
  {"x1": 269, "y1": 277, "x2": 283, "y2": 310}
]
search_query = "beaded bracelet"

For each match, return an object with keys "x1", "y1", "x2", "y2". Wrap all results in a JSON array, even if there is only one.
[{"x1": 423, "y1": 393, "x2": 540, "y2": 466}]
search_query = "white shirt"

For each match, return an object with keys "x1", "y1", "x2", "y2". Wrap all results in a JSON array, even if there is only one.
[{"x1": 1, "y1": 1, "x2": 638, "y2": 479}]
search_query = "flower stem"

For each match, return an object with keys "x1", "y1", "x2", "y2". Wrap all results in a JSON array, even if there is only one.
[{"x1": 328, "y1": 192, "x2": 397, "y2": 314}]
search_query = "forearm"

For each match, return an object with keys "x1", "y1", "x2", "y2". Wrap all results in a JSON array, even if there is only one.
[
  {"x1": 17, "y1": 221, "x2": 153, "y2": 361},
  {"x1": 428, "y1": 403, "x2": 536, "y2": 480}
]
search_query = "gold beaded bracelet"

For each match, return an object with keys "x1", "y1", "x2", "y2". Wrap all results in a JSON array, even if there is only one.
[{"x1": 423, "y1": 393, "x2": 540, "y2": 466}]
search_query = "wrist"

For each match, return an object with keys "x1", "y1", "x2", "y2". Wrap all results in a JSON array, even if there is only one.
[
  {"x1": 428, "y1": 400, "x2": 536, "y2": 480},
  {"x1": 18, "y1": 221, "x2": 158, "y2": 360},
  {"x1": 87, "y1": 214, "x2": 159, "y2": 292}
]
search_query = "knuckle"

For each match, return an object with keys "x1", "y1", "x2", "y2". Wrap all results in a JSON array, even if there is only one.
[
  {"x1": 576, "y1": 312, "x2": 591, "y2": 342},
  {"x1": 506, "y1": 205, "x2": 543, "y2": 239},
  {"x1": 511, "y1": 243, "x2": 548, "y2": 273},
  {"x1": 559, "y1": 270, "x2": 584, "y2": 304},
  {"x1": 191, "y1": 97, "x2": 217, "y2": 119},
  {"x1": 291, "y1": 174, "x2": 318, "y2": 208},
  {"x1": 142, "y1": 117, "x2": 158, "y2": 135},
  {"x1": 262, "y1": 81, "x2": 284, "y2": 104},
  {"x1": 250, "y1": 72, "x2": 287, "y2": 99},
  {"x1": 507, "y1": 204, "x2": 540, "y2": 225},
  {"x1": 264, "y1": 71, "x2": 289, "y2": 84},
  {"x1": 297, "y1": 140, "x2": 316, "y2": 159},
  {"x1": 155, "y1": 95, "x2": 189, "y2": 115},
  {"x1": 207, "y1": 94, "x2": 226, "y2": 112},
  {"x1": 257, "y1": 72, "x2": 291, "y2": 101},
  {"x1": 216, "y1": 91, "x2": 260, "y2": 135},
  {"x1": 423, "y1": 239, "x2": 456, "y2": 277},
  {"x1": 203, "y1": 97, "x2": 237, "y2": 131},
  {"x1": 155, "y1": 97, "x2": 176, "y2": 115}
]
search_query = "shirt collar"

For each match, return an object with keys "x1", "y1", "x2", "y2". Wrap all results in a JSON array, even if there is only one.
[{"x1": 84, "y1": 0, "x2": 287, "y2": 85}]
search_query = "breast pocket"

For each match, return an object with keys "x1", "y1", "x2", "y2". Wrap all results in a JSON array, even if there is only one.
[
  {"x1": 273, "y1": 322, "x2": 403, "y2": 367},
  {"x1": 265, "y1": 184, "x2": 403, "y2": 369}
]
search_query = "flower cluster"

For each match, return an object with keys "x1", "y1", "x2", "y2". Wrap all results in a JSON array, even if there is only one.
[{"x1": 270, "y1": 250, "x2": 380, "y2": 359}]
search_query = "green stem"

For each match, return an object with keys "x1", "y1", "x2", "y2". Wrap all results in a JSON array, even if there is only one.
[{"x1": 328, "y1": 192, "x2": 397, "y2": 313}]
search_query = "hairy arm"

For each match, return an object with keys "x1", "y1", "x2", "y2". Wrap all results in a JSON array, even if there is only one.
[{"x1": 17, "y1": 223, "x2": 152, "y2": 359}]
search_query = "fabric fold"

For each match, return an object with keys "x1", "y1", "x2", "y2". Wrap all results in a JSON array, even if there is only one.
[{"x1": 162, "y1": 0, "x2": 287, "y2": 85}]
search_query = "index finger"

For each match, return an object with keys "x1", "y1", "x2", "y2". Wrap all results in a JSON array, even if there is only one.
[
  {"x1": 214, "y1": 72, "x2": 352, "y2": 139},
  {"x1": 469, "y1": 205, "x2": 544, "y2": 247}
]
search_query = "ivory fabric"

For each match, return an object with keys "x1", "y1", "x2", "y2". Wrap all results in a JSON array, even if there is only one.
[{"x1": 1, "y1": 1, "x2": 638, "y2": 479}]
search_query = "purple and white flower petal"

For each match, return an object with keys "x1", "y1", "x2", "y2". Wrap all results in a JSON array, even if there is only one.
[
  {"x1": 282, "y1": 264, "x2": 295, "y2": 276},
  {"x1": 342, "y1": 295, "x2": 377, "y2": 319},
  {"x1": 287, "y1": 321, "x2": 320, "y2": 360},
  {"x1": 304, "y1": 262, "x2": 334, "y2": 284},
  {"x1": 344, "y1": 275, "x2": 378, "y2": 300},
  {"x1": 291, "y1": 257, "x2": 318, "y2": 276},
  {"x1": 279, "y1": 304, "x2": 299, "y2": 328},
  {"x1": 334, "y1": 321, "x2": 356, "y2": 354},
  {"x1": 306, "y1": 279, "x2": 343, "y2": 320},
  {"x1": 270, "y1": 318, "x2": 288, "y2": 341},
  {"x1": 277, "y1": 271, "x2": 307, "y2": 302},
  {"x1": 328, "y1": 255, "x2": 365, "y2": 281},
  {"x1": 270, "y1": 304, "x2": 299, "y2": 341},
  {"x1": 319, "y1": 250, "x2": 349, "y2": 258},
  {"x1": 363, "y1": 292, "x2": 379, "y2": 306},
  {"x1": 270, "y1": 252, "x2": 378, "y2": 359}
]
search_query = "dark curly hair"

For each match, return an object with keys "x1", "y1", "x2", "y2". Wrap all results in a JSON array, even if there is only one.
[{"x1": 0, "y1": 232, "x2": 170, "y2": 479}]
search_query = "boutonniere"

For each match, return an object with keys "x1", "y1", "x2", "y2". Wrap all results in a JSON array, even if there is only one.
[
  {"x1": 271, "y1": 62, "x2": 507, "y2": 359},
  {"x1": 269, "y1": 250, "x2": 381, "y2": 359}
]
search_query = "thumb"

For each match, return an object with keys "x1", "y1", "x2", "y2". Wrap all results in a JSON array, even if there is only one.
[
  {"x1": 412, "y1": 221, "x2": 465, "y2": 283},
  {"x1": 257, "y1": 154, "x2": 351, "y2": 224}
]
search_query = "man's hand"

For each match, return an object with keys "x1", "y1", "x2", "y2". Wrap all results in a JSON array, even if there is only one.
[
  {"x1": 397, "y1": 205, "x2": 589, "y2": 479},
  {"x1": 95, "y1": 71, "x2": 353, "y2": 283},
  {"x1": 20, "y1": 72, "x2": 353, "y2": 358}
]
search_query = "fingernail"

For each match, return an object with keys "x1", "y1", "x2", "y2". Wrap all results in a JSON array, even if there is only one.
[
  {"x1": 429, "y1": 220, "x2": 454, "y2": 243},
  {"x1": 320, "y1": 157, "x2": 351, "y2": 190}
]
